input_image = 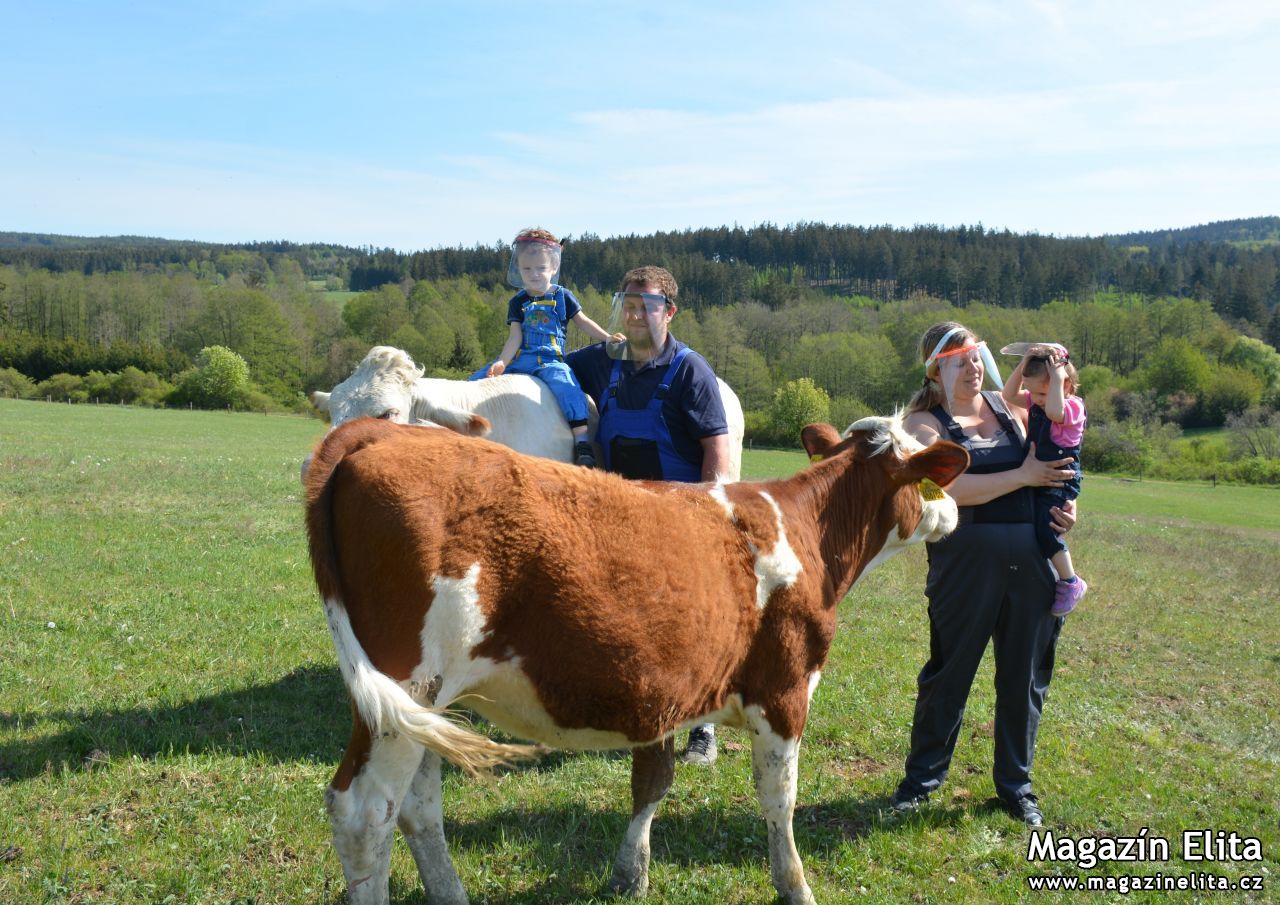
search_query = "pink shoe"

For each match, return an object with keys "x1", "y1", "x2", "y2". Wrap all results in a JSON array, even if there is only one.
[{"x1": 1052, "y1": 577, "x2": 1087, "y2": 616}]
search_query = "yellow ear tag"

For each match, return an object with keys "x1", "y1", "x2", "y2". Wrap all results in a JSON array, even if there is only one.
[
  {"x1": 809, "y1": 454, "x2": 824, "y2": 463},
  {"x1": 918, "y1": 478, "x2": 945, "y2": 501}
]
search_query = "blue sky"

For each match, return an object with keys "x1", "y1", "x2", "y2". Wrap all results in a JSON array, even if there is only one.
[{"x1": 3, "y1": 1, "x2": 1278, "y2": 250}]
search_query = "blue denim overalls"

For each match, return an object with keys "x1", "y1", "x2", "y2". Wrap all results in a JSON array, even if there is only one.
[
  {"x1": 1027, "y1": 402, "x2": 1083, "y2": 559},
  {"x1": 597, "y1": 346, "x2": 702, "y2": 482},
  {"x1": 471, "y1": 287, "x2": 590, "y2": 427}
]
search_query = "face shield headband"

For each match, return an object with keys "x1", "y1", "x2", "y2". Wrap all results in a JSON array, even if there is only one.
[{"x1": 926, "y1": 327, "x2": 1003, "y2": 390}]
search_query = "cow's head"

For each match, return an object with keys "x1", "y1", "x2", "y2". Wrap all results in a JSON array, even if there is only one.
[
  {"x1": 802, "y1": 413, "x2": 967, "y2": 550},
  {"x1": 312, "y1": 346, "x2": 423, "y2": 427}
]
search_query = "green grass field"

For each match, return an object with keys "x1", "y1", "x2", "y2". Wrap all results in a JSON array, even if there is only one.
[{"x1": 2, "y1": 399, "x2": 1276, "y2": 904}]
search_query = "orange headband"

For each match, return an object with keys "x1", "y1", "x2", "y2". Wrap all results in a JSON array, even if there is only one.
[{"x1": 930, "y1": 340, "x2": 987, "y2": 363}]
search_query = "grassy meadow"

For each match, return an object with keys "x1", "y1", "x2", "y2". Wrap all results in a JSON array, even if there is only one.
[{"x1": 1, "y1": 399, "x2": 1276, "y2": 904}]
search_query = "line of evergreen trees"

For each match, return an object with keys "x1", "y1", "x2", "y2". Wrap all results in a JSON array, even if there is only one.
[{"x1": 4, "y1": 218, "x2": 1277, "y2": 335}]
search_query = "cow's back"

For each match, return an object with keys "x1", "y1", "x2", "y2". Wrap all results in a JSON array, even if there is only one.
[{"x1": 417, "y1": 375, "x2": 587, "y2": 461}]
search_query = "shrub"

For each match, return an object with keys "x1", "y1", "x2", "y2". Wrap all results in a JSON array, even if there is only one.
[
  {"x1": 112, "y1": 366, "x2": 173, "y2": 406},
  {"x1": 82, "y1": 370, "x2": 115, "y2": 401},
  {"x1": 1133, "y1": 337, "x2": 1211, "y2": 399},
  {"x1": 742, "y1": 409, "x2": 771, "y2": 444},
  {"x1": 172, "y1": 346, "x2": 252, "y2": 409},
  {"x1": 36, "y1": 372, "x2": 88, "y2": 403},
  {"x1": 1076, "y1": 364, "x2": 1118, "y2": 399},
  {"x1": 1218, "y1": 457, "x2": 1280, "y2": 485},
  {"x1": 1084, "y1": 417, "x2": 1181, "y2": 476},
  {"x1": 828, "y1": 395, "x2": 875, "y2": 432},
  {"x1": 1226, "y1": 407, "x2": 1280, "y2": 458},
  {"x1": 767, "y1": 378, "x2": 830, "y2": 448},
  {"x1": 0, "y1": 367, "x2": 36, "y2": 399},
  {"x1": 1194, "y1": 367, "x2": 1263, "y2": 426}
]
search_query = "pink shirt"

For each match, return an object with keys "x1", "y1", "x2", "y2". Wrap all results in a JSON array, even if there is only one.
[{"x1": 1023, "y1": 391, "x2": 1086, "y2": 448}]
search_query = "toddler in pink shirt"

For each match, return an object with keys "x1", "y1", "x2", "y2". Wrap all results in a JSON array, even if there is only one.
[{"x1": 1002, "y1": 344, "x2": 1088, "y2": 616}]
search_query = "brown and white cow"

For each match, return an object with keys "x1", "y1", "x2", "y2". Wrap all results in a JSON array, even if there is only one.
[{"x1": 303, "y1": 415, "x2": 967, "y2": 904}]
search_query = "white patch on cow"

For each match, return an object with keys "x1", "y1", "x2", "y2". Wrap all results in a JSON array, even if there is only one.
[
  {"x1": 682, "y1": 693, "x2": 747, "y2": 733},
  {"x1": 413, "y1": 564, "x2": 489, "y2": 702},
  {"x1": 806, "y1": 671, "x2": 822, "y2": 704},
  {"x1": 410, "y1": 562, "x2": 638, "y2": 750},
  {"x1": 917, "y1": 493, "x2": 959, "y2": 543},
  {"x1": 326, "y1": 729, "x2": 424, "y2": 902},
  {"x1": 744, "y1": 705, "x2": 812, "y2": 904},
  {"x1": 612, "y1": 800, "x2": 661, "y2": 892},
  {"x1": 851, "y1": 528, "x2": 906, "y2": 591},
  {"x1": 851, "y1": 493, "x2": 958, "y2": 590},
  {"x1": 752, "y1": 491, "x2": 803, "y2": 611},
  {"x1": 707, "y1": 482, "x2": 735, "y2": 519}
]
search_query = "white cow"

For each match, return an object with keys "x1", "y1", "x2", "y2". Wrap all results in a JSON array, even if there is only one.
[{"x1": 312, "y1": 346, "x2": 745, "y2": 480}]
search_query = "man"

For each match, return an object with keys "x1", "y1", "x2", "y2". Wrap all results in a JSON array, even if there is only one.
[{"x1": 566, "y1": 265, "x2": 730, "y2": 764}]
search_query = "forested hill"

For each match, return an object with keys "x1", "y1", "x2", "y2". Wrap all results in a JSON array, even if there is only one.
[
  {"x1": 1103, "y1": 216, "x2": 1280, "y2": 248},
  {"x1": 2, "y1": 218, "x2": 1277, "y2": 328},
  {"x1": 0, "y1": 233, "x2": 360, "y2": 285}
]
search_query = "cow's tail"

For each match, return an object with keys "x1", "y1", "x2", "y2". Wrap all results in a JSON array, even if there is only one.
[{"x1": 304, "y1": 419, "x2": 540, "y2": 776}]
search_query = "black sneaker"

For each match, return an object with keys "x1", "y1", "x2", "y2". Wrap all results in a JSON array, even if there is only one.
[
  {"x1": 574, "y1": 441, "x2": 597, "y2": 469},
  {"x1": 1006, "y1": 793, "x2": 1044, "y2": 826},
  {"x1": 890, "y1": 785, "x2": 930, "y2": 814},
  {"x1": 576, "y1": 442, "x2": 599, "y2": 471},
  {"x1": 678, "y1": 726, "x2": 717, "y2": 765}
]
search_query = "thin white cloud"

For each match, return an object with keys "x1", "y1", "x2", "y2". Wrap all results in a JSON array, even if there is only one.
[{"x1": 4, "y1": 1, "x2": 1278, "y2": 248}]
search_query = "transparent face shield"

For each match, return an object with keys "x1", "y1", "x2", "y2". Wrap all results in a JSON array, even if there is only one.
[
  {"x1": 606, "y1": 291, "x2": 674, "y2": 360},
  {"x1": 506, "y1": 238, "x2": 562, "y2": 294},
  {"x1": 928, "y1": 338, "x2": 1003, "y2": 390},
  {"x1": 999, "y1": 341, "x2": 1068, "y2": 360}
]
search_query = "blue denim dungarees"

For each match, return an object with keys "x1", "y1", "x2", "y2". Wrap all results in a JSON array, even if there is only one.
[
  {"x1": 597, "y1": 346, "x2": 702, "y2": 482},
  {"x1": 470, "y1": 287, "x2": 590, "y2": 426},
  {"x1": 1027, "y1": 403, "x2": 1082, "y2": 559}
]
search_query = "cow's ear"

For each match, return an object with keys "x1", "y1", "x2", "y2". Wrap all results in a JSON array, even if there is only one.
[
  {"x1": 801, "y1": 423, "x2": 842, "y2": 462},
  {"x1": 310, "y1": 391, "x2": 331, "y2": 413},
  {"x1": 900, "y1": 440, "x2": 969, "y2": 487}
]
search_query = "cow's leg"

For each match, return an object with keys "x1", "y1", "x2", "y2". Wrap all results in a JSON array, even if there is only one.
[
  {"x1": 326, "y1": 719, "x2": 424, "y2": 905},
  {"x1": 747, "y1": 710, "x2": 815, "y2": 905},
  {"x1": 608, "y1": 738, "x2": 676, "y2": 897},
  {"x1": 398, "y1": 750, "x2": 468, "y2": 905}
]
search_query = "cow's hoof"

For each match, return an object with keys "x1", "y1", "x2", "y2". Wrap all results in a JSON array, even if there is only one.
[
  {"x1": 782, "y1": 885, "x2": 816, "y2": 905},
  {"x1": 606, "y1": 870, "x2": 649, "y2": 898}
]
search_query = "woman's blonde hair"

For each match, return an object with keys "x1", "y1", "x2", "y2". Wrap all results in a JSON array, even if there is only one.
[{"x1": 906, "y1": 321, "x2": 978, "y2": 414}]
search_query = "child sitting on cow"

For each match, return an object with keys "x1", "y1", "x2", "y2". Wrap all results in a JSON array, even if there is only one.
[
  {"x1": 475, "y1": 228, "x2": 622, "y2": 467},
  {"x1": 1001, "y1": 343, "x2": 1089, "y2": 615}
]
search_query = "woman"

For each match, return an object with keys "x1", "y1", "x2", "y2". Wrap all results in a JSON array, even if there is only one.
[{"x1": 890, "y1": 322, "x2": 1077, "y2": 826}]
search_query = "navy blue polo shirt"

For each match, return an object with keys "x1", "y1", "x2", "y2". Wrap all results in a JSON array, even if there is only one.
[{"x1": 565, "y1": 336, "x2": 728, "y2": 468}]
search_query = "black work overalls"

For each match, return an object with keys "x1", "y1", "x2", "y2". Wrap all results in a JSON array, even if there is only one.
[{"x1": 902, "y1": 392, "x2": 1063, "y2": 804}]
